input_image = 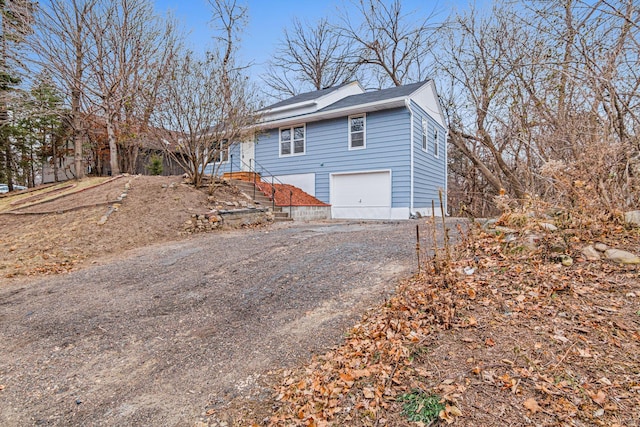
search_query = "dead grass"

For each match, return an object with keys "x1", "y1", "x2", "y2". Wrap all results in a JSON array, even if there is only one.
[
  {"x1": 0, "y1": 177, "x2": 113, "y2": 213},
  {"x1": 0, "y1": 175, "x2": 249, "y2": 279}
]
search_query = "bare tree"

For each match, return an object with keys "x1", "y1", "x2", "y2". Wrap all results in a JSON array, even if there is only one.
[
  {"x1": 207, "y1": 0, "x2": 247, "y2": 101},
  {"x1": 339, "y1": 0, "x2": 440, "y2": 88},
  {"x1": 115, "y1": 15, "x2": 179, "y2": 174},
  {"x1": 264, "y1": 17, "x2": 359, "y2": 97},
  {"x1": 83, "y1": 0, "x2": 178, "y2": 176},
  {"x1": 32, "y1": 0, "x2": 97, "y2": 180},
  {"x1": 151, "y1": 52, "x2": 255, "y2": 187},
  {"x1": 152, "y1": 0, "x2": 255, "y2": 188},
  {"x1": 516, "y1": 0, "x2": 640, "y2": 211},
  {"x1": 436, "y1": 4, "x2": 528, "y2": 201},
  {"x1": 0, "y1": 0, "x2": 33, "y2": 189},
  {"x1": 439, "y1": 0, "x2": 640, "y2": 215}
]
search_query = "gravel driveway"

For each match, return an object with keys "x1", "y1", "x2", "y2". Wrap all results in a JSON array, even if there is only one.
[{"x1": 0, "y1": 220, "x2": 437, "y2": 426}]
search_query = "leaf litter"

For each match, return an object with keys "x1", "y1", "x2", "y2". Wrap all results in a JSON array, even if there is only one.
[{"x1": 223, "y1": 211, "x2": 640, "y2": 426}]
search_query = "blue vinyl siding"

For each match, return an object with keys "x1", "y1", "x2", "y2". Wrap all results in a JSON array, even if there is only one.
[
  {"x1": 410, "y1": 100, "x2": 447, "y2": 209},
  {"x1": 254, "y1": 108, "x2": 411, "y2": 207},
  {"x1": 204, "y1": 143, "x2": 241, "y2": 176}
]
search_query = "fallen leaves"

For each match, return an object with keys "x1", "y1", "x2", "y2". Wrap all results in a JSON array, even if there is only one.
[
  {"x1": 440, "y1": 404, "x2": 463, "y2": 424},
  {"x1": 523, "y1": 397, "x2": 542, "y2": 413},
  {"x1": 362, "y1": 388, "x2": 376, "y2": 399},
  {"x1": 259, "y1": 218, "x2": 640, "y2": 426},
  {"x1": 590, "y1": 390, "x2": 607, "y2": 405},
  {"x1": 266, "y1": 266, "x2": 471, "y2": 425}
]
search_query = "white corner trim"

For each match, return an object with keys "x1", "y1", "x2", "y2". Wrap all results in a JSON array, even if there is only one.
[{"x1": 406, "y1": 99, "x2": 414, "y2": 213}]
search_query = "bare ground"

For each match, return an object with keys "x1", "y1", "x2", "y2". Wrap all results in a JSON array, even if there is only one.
[
  {"x1": 0, "y1": 175, "x2": 242, "y2": 277},
  {"x1": 0, "y1": 177, "x2": 432, "y2": 426},
  {"x1": 7, "y1": 177, "x2": 629, "y2": 427}
]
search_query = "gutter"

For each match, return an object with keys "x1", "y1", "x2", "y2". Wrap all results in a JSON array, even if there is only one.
[{"x1": 405, "y1": 99, "x2": 414, "y2": 215}]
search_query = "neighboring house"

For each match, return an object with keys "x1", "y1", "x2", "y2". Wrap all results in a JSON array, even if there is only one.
[
  {"x1": 41, "y1": 154, "x2": 77, "y2": 184},
  {"x1": 212, "y1": 80, "x2": 448, "y2": 220},
  {"x1": 41, "y1": 114, "x2": 187, "y2": 183}
]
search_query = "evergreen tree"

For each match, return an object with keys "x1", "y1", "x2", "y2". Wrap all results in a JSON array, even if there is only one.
[{"x1": 0, "y1": 0, "x2": 33, "y2": 188}]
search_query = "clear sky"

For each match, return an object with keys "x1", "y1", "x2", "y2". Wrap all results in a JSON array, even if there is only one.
[{"x1": 153, "y1": 0, "x2": 478, "y2": 82}]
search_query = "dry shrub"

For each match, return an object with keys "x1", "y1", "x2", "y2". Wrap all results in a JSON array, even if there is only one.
[{"x1": 538, "y1": 138, "x2": 639, "y2": 224}]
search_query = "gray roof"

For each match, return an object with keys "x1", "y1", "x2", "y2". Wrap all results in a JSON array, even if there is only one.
[
  {"x1": 263, "y1": 82, "x2": 353, "y2": 110},
  {"x1": 318, "y1": 80, "x2": 429, "y2": 112}
]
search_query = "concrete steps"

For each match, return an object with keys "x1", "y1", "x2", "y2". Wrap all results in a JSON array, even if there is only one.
[
  {"x1": 273, "y1": 211, "x2": 293, "y2": 221},
  {"x1": 233, "y1": 180, "x2": 272, "y2": 205},
  {"x1": 230, "y1": 179, "x2": 291, "y2": 221}
]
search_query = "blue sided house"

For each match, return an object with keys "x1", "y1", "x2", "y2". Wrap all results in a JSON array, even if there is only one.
[{"x1": 211, "y1": 80, "x2": 447, "y2": 220}]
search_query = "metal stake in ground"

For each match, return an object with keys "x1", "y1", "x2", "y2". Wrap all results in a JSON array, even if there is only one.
[{"x1": 415, "y1": 224, "x2": 421, "y2": 274}]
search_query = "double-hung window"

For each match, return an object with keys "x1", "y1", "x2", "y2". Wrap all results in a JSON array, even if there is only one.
[
  {"x1": 213, "y1": 139, "x2": 229, "y2": 163},
  {"x1": 349, "y1": 114, "x2": 366, "y2": 149},
  {"x1": 280, "y1": 125, "x2": 305, "y2": 156}
]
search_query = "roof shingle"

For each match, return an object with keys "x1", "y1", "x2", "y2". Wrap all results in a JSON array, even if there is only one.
[
  {"x1": 318, "y1": 80, "x2": 429, "y2": 112},
  {"x1": 263, "y1": 82, "x2": 353, "y2": 111}
]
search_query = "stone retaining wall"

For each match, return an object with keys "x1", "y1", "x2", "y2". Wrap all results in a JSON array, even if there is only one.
[{"x1": 184, "y1": 208, "x2": 273, "y2": 233}]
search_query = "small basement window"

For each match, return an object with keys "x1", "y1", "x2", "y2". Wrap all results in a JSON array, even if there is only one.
[{"x1": 349, "y1": 114, "x2": 366, "y2": 149}]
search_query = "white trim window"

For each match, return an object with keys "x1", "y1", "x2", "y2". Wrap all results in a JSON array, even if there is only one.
[
  {"x1": 213, "y1": 139, "x2": 229, "y2": 163},
  {"x1": 349, "y1": 114, "x2": 366, "y2": 149},
  {"x1": 421, "y1": 118, "x2": 428, "y2": 151},
  {"x1": 433, "y1": 128, "x2": 439, "y2": 158},
  {"x1": 280, "y1": 125, "x2": 305, "y2": 156}
]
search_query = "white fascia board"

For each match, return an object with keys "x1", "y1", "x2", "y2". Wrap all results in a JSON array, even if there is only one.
[{"x1": 255, "y1": 97, "x2": 407, "y2": 130}]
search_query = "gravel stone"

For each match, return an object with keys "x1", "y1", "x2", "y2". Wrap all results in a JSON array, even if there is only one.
[{"x1": 0, "y1": 219, "x2": 463, "y2": 426}]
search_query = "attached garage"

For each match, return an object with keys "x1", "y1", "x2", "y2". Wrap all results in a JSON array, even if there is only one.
[{"x1": 330, "y1": 171, "x2": 392, "y2": 219}]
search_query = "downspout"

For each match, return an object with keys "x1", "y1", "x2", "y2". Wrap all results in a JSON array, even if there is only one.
[
  {"x1": 445, "y1": 126, "x2": 449, "y2": 216},
  {"x1": 405, "y1": 99, "x2": 414, "y2": 216}
]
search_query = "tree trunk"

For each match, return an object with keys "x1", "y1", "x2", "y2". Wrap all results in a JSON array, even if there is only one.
[
  {"x1": 106, "y1": 116, "x2": 119, "y2": 176},
  {"x1": 4, "y1": 142, "x2": 12, "y2": 190},
  {"x1": 29, "y1": 145, "x2": 34, "y2": 187},
  {"x1": 71, "y1": 89, "x2": 83, "y2": 179},
  {"x1": 52, "y1": 133, "x2": 59, "y2": 182},
  {"x1": 72, "y1": 3, "x2": 85, "y2": 180},
  {"x1": 130, "y1": 145, "x2": 139, "y2": 174},
  {"x1": 450, "y1": 131, "x2": 504, "y2": 194}
]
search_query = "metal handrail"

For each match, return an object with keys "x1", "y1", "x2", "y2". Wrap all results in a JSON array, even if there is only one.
[{"x1": 227, "y1": 155, "x2": 293, "y2": 211}]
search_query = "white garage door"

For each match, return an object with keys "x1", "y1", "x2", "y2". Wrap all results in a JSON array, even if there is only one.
[{"x1": 331, "y1": 171, "x2": 392, "y2": 219}]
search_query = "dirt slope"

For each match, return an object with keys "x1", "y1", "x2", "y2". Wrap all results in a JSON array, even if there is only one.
[{"x1": 0, "y1": 175, "x2": 244, "y2": 279}]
